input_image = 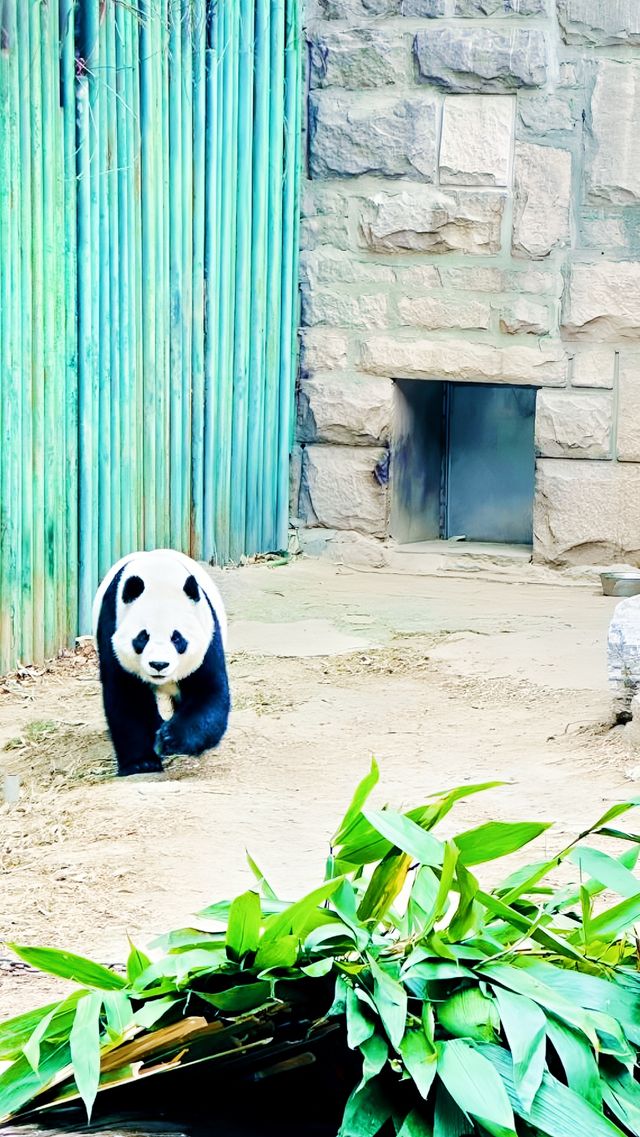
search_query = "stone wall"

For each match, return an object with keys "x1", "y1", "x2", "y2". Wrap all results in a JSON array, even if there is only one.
[{"x1": 294, "y1": 0, "x2": 640, "y2": 567}]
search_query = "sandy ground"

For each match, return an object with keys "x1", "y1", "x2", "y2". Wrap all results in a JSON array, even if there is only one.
[{"x1": 0, "y1": 556, "x2": 636, "y2": 1020}]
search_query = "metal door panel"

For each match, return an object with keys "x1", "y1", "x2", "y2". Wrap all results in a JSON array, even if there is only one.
[{"x1": 446, "y1": 384, "x2": 536, "y2": 544}]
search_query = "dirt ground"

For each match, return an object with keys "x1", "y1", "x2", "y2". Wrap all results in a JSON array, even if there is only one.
[{"x1": 0, "y1": 555, "x2": 636, "y2": 1020}]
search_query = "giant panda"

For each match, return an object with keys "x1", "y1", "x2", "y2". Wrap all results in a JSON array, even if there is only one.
[{"x1": 92, "y1": 549, "x2": 230, "y2": 776}]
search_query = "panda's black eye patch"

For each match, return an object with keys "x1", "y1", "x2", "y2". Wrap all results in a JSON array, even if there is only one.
[
  {"x1": 171, "y1": 630, "x2": 188, "y2": 655},
  {"x1": 123, "y1": 575, "x2": 145, "y2": 604},
  {"x1": 183, "y1": 574, "x2": 200, "y2": 602},
  {"x1": 132, "y1": 630, "x2": 149, "y2": 655}
]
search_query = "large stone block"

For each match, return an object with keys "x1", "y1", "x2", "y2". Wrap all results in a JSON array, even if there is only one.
[
  {"x1": 299, "y1": 185, "x2": 351, "y2": 252},
  {"x1": 439, "y1": 267, "x2": 503, "y2": 292},
  {"x1": 359, "y1": 188, "x2": 505, "y2": 256},
  {"x1": 535, "y1": 390, "x2": 612, "y2": 459},
  {"x1": 299, "y1": 328, "x2": 349, "y2": 374},
  {"x1": 300, "y1": 249, "x2": 395, "y2": 289},
  {"x1": 588, "y1": 63, "x2": 640, "y2": 205},
  {"x1": 299, "y1": 445, "x2": 389, "y2": 537},
  {"x1": 617, "y1": 353, "x2": 640, "y2": 461},
  {"x1": 308, "y1": 28, "x2": 408, "y2": 90},
  {"x1": 534, "y1": 460, "x2": 640, "y2": 566},
  {"x1": 557, "y1": 0, "x2": 640, "y2": 46},
  {"x1": 398, "y1": 295, "x2": 491, "y2": 330},
  {"x1": 301, "y1": 286, "x2": 388, "y2": 330},
  {"x1": 563, "y1": 262, "x2": 640, "y2": 340},
  {"x1": 309, "y1": 92, "x2": 437, "y2": 181},
  {"x1": 360, "y1": 335, "x2": 568, "y2": 385},
  {"x1": 317, "y1": 0, "x2": 400, "y2": 18},
  {"x1": 297, "y1": 374, "x2": 393, "y2": 445},
  {"x1": 512, "y1": 142, "x2": 571, "y2": 259},
  {"x1": 499, "y1": 298, "x2": 552, "y2": 336},
  {"x1": 456, "y1": 0, "x2": 544, "y2": 10},
  {"x1": 572, "y1": 348, "x2": 615, "y2": 389},
  {"x1": 518, "y1": 92, "x2": 580, "y2": 136},
  {"x1": 503, "y1": 268, "x2": 563, "y2": 296},
  {"x1": 401, "y1": 0, "x2": 446, "y2": 14},
  {"x1": 414, "y1": 28, "x2": 548, "y2": 93},
  {"x1": 439, "y1": 95, "x2": 515, "y2": 187}
]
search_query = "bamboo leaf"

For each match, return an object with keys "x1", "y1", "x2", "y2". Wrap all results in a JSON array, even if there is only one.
[
  {"x1": 367, "y1": 955, "x2": 407, "y2": 1051},
  {"x1": 226, "y1": 890, "x2": 261, "y2": 960},
  {"x1": 397, "y1": 1107, "x2": 434, "y2": 1137},
  {"x1": 436, "y1": 1039, "x2": 517, "y2": 1137},
  {"x1": 576, "y1": 891, "x2": 640, "y2": 943},
  {"x1": 493, "y1": 987, "x2": 547, "y2": 1113},
  {"x1": 433, "y1": 1083, "x2": 471, "y2": 1137},
  {"x1": 603, "y1": 1069, "x2": 640, "y2": 1137},
  {"x1": 0, "y1": 1003, "x2": 60, "y2": 1062},
  {"x1": 338, "y1": 1077, "x2": 393, "y2": 1137},
  {"x1": 479, "y1": 1042, "x2": 626, "y2": 1137},
  {"x1": 437, "y1": 989, "x2": 500, "y2": 1044},
  {"x1": 546, "y1": 1018, "x2": 602, "y2": 1110},
  {"x1": 69, "y1": 992, "x2": 102, "y2": 1120},
  {"x1": 8, "y1": 945, "x2": 126, "y2": 990},
  {"x1": 454, "y1": 821, "x2": 550, "y2": 866},
  {"x1": 246, "y1": 851, "x2": 278, "y2": 901},
  {"x1": 357, "y1": 850, "x2": 411, "y2": 924},
  {"x1": 358, "y1": 1033, "x2": 388, "y2": 1090},
  {"x1": 126, "y1": 938, "x2": 151, "y2": 984},
  {"x1": 198, "y1": 982, "x2": 272, "y2": 1014},
  {"x1": 569, "y1": 845, "x2": 640, "y2": 899},
  {"x1": 254, "y1": 934, "x2": 298, "y2": 972},
  {"x1": 260, "y1": 878, "x2": 344, "y2": 945},
  {"x1": 479, "y1": 963, "x2": 598, "y2": 1045},
  {"x1": 333, "y1": 758, "x2": 380, "y2": 846},
  {"x1": 362, "y1": 809, "x2": 444, "y2": 867},
  {"x1": 400, "y1": 1027, "x2": 437, "y2": 1099},
  {"x1": 347, "y1": 985, "x2": 375, "y2": 1049}
]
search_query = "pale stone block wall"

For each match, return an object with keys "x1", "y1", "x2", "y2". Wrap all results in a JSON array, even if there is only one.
[{"x1": 294, "y1": 0, "x2": 640, "y2": 566}]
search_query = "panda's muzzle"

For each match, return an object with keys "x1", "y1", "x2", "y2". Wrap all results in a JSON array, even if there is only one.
[{"x1": 149, "y1": 660, "x2": 170, "y2": 675}]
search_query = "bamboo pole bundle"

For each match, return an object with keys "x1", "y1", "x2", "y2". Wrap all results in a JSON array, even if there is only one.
[{"x1": 0, "y1": 0, "x2": 303, "y2": 670}]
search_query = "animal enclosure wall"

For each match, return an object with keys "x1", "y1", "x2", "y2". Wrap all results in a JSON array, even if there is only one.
[{"x1": 0, "y1": 0, "x2": 301, "y2": 674}]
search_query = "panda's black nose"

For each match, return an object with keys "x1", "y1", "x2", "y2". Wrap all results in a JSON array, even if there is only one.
[{"x1": 149, "y1": 660, "x2": 170, "y2": 673}]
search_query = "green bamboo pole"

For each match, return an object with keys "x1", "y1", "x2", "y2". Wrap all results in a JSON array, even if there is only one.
[
  {"x1": 28, "y1": 0, "x2": 46, "y2": 654},
  {"x1": 169, "y1": 0, "x2": 184, "y2": 550},
  {"x1": 131, "y1": 7, "x2": 144, "y2": 550},
  {"x1": 277, "y1": 0, "x2": 302, "y2": 552},
  {"x1": 154, "y1": 0, "x2": 169, "y2": 549},
  {"x1": 98, "y1": 13, "x2": 112, "y2": 581},
  {"x1": 106, "y1": 3, "x2": 121, "y2": 561},
  {"x1": 115, "y1": 1, "x2": 133, "y2": 557},
  {"x1": 17, "y1": 0, "x2": 34, "y2": 662},
  {"x1": 181, "y1": 0, "x2": 194, "y2": 553},
  {"x1": 51, "y1": 0, "x2": 67, "y2": 650},
  {"x1": 60, "y1": 0, "x2": 78, "y2": 648},
  {"x1": 41, "y1": 0, "x2": 58, "y2": 654},
  {"x1": 140, "y1": 0, "x2": 158, "y2": 551},
  {"x1": 262, "y1": 0, "x2": 285, "y2": 552},
  {"x1": 246, "y1": 0, "x2": 270, "y2": 555},
  {"x1": 203, "y1": 0, "x2": 219, "y2": 559},
  {"x1": 0, "y1": 15, "x2": 6, "y2": 667},
  {"x1": 191, "y1": 0, "x2": 207, "y2": 559},
  {"x1": 214, "y1": 0, "x2": 240, "y2": 564},
  {"x1": 229, "y1": 0, "x2": 255, "y2": 563},
  {"x1": 0, "y1": 0, "x2": 18, "y2": 666}
]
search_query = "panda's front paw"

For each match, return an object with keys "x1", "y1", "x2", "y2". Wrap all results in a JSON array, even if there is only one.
[
  {"x1": 154, "y1": 721, "x2": 182, "y2": 759},
  {"x1": 118, "y1": 756, "x2": 164, "y2": 776}
]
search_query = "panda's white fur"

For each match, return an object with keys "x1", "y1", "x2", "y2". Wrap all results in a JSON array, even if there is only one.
[{"x1": 92, "y1": 549, "x2": 227, "y2": 691}]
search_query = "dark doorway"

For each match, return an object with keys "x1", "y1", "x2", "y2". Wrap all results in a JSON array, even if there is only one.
[{"x1": 391, "y1": 380, "x2": 537, "y2": 546}]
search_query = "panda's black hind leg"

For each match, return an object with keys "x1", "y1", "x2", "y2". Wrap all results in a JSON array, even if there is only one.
[
  {"x1": 154, "y1": 616, "x2": 230, "y2": 760},
  {"x1": 97, "y1": 569, "x2": 164, "y2": 776}
]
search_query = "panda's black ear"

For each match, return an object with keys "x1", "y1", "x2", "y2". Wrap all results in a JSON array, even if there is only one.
[
  {"x1": 122, "y1": 575, "x2": 145, "y2": 604},
  {"x1": 184, "y1": 575, "x2": 200, "y2": 602}
]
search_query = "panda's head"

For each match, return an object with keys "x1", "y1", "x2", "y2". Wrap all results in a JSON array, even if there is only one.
[{"x1": 111, "y1": 555, "x2": 214, "y2": 687}]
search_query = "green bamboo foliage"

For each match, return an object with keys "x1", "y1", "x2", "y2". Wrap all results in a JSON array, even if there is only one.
[{"x1": 0, "y1": 0, "x2": 302, "y2": 674}]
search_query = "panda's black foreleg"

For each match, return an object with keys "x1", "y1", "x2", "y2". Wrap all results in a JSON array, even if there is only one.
[
  {"x1": 101, "y1": 661, "x2": 164, "y2": 775},
  {"x1": 154, "y1": 630, "x2": 230, "y2": 760}
]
